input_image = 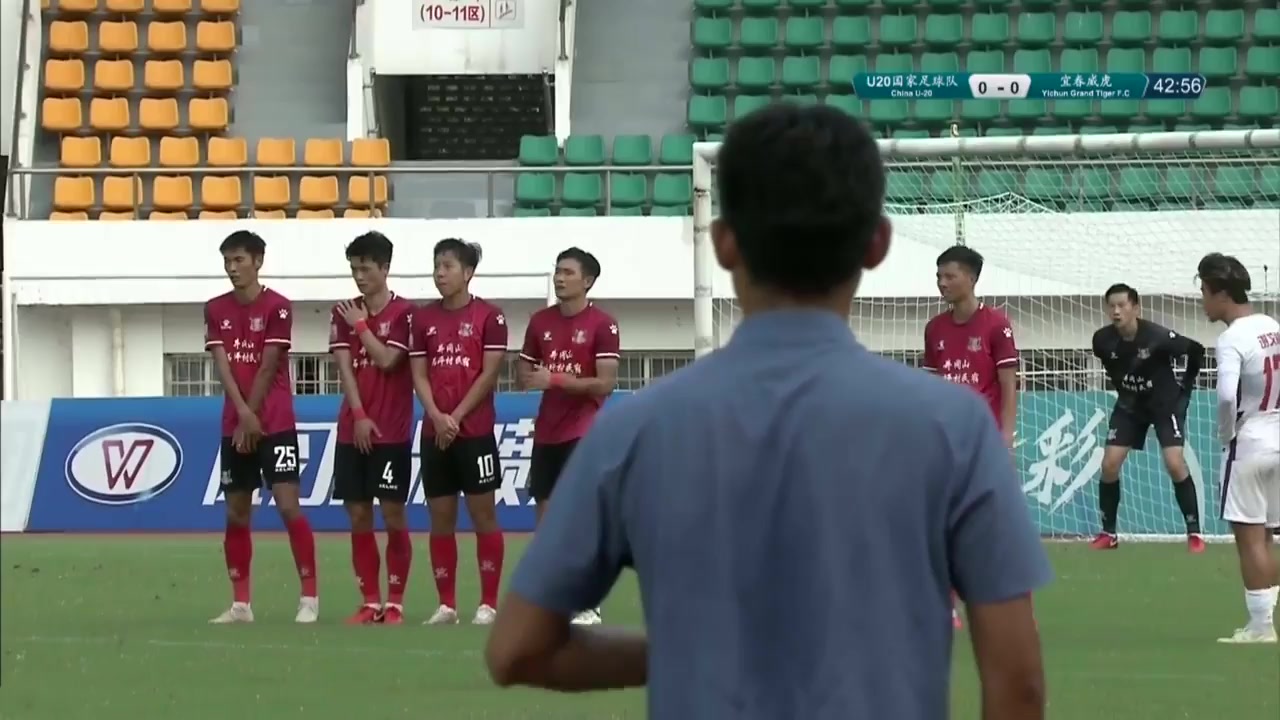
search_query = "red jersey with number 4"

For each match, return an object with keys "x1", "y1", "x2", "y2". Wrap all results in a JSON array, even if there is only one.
[
  {"x1": 204, "y1": 288, "x2": 297, "y2": 437},
  {"x1": 329, "y1": 294, "x2": 415, "y2": 445},
  {"x1": 520, "y1": 304, "x2": 621, "y2": 444},
  {"x1": 923, "y1": 304, "x2": 1019, "y2": 430},
  {"x1": 410, "y1": 298, "x2": 509, "y2": 439}
]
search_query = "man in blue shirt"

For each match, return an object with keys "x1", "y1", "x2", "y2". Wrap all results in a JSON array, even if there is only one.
[{"x1": 485, "y1": 104, "x2": 1051, "y2": 720}]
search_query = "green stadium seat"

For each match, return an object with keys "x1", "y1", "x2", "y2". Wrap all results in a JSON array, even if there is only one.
[
  {"x1": 1033, "y1": 126, "x2": 1071, "y2": 136},
  {"x1": 561, "y1": 173, "x2": 602, "y2": 207},
  {"x1": 1157, "y1": 10, "x2": 1198, "y2": 45},
  {"x1": 824, "y1": 94, "x2": 862, "y2": 117},
  {"x1": 513, "y1": 207, "x2": 552, "y2": 218},
  {"x1": 1107, "y1": 48, "x2": 1145, "y2": 73},
  {"x1": 741, "y1": 0, "x2": 781, "y2": 14},
  {"x1": 1153, "y1": 47, "x2": 1192, "y2": 74},
  {"x1": 560, "y1": 207, "x2": 599, "y2": 217},
  {"x1": 928, "y1": 170, "x2": 962, "y2": 200},
  {"x1": 1204, "y1": 10, "x2": 1245, "y2": 45},
  {"x1": 518, "y1": 135, "x2": 558, "y2": 166},
  {"x1": 1110, "y1": 11, "x2": 1152, "y2": 46},
  {"x1": 659, "y1": 134, "x2": 696, "y2": 165},
  {"x1": 652, "y1": 205, "x2": 691, "y2": 217},
  {"x1": 1198, "y1": 47, "x2": 1238, "y2": 82},
  {"x1": 893, "y1": 129, "x2": 932, "y2": 139},
  {"x1": 961, "y1": 100, "x2": 1000, "y2": 122},
  {"x1": 611, "y1": 135, "x2": 652, "y2": 166},
  {"x1": 875, "y1": 54, "x2": 913, "y2": 74},
  {"x1": 1023, "y1": 169, "x2": 1067, "y2": 202},
  {"x1": 705, "y1": 133, "x2": 726, "y2": 142},
  {"x1": 694, "y1": 0, "x2": 733, "y2": 15},
  {"x1": 1144, "y1": 100, "x2": 1185, "y2": 121},
  {"x1": 1014, "y1": 49, "x2": 1051, "y2": 74},
  {"x1": 1256, "y1": 9, "x2": 1280, "y2": 44},
  {"x1": 976, "y1": 169, "x2": 1018, "y2": 196},
  {"x1": 1190, "y1": 87, "x2": 1232, "y2": 120},
  {"x1": 690, "y1": 57, "x2": 730, "y2": 92},
  {"x1": 564, "y1": 135, "x2": 605, "y2": 166},
  {"x1": 1174, "y1": 123, "x2": 1212, "y2": 132},
  {"x1": 733, "y1": 94, "x2": 772, "y2": 119},
  {"x1": 966, "y1": 50, "x2": 1004, "y2": 73},
  {"x1": 970, "y1": 14, "x2": 1009, "y2": 47},
  {"x1": 1071, "y1": 168, "x2": 1112, "y2": 204},
  {"x1": 1078, "y1": 125, "x2": 1118, "y2": 134},
  {"x1": 1069, "y1": 0, "x2": 1104, "y2": 6},
  {"x1": 787, "y1": 0, "x2": 827, "y2": 11},
  {"x1": 1239, "y1": 86, "x2": 1280, "y2": 121},
  {"x1": 782, "y1": 93, "x2": 819, "y2": 106},
  {"x1": 1212, "y1": 167, "x2": 1254, "y2": 202},
  {"x1": 985, "y1": 127, "x2": 1025, "y2": 137},
  {"x1": 609, "y1": 205, "x2": 645, "y2": 217},
  {"x1": 1100, "y1": 99, "x2": 1141, "y2": 121},
  {"x1": 924, "y1": 15, "x2": 963, "y2": 49},
  {"x1": 784, "y1": 17, "x2": 824, "y2": 51},
  {"x1": 828, "y1": 55, "x2": 867, "y2": 86},
  {"x1": 834, "y1": 0, "x2": 873, "y2": 11},
  {"x1": 1060, "y1": 48, "x2": 1099, "y2": 73},
  {"x1": 1259, "y1": 167, "x2": 1280, "y2": 200},
  {"x1": 1163, "y1": 167, "x2": 1199, "y2": 203},
  {"x1": 740, "y1": 18, "x2": 779, "y2": 52},
  {"x1": 954, "y1": 127, "x2": 979, "y2": 137},
  {"x1": 688, "y1": 95, "x2": 728, "y2": 128},
  {"x1": 609, "y1": 174, "x2": 647, "y2": 207},
  {"x1": 692, "y1": 18, "x2": 732, "y2": 52},
  {"x1": 736, "y1": 57, "x2": 776, "y2": 92},
  {"x1": 927, "y1": 0, "x2": 965, "y2": 8},
  {"x1": 868, "y1": 99, "x2": 909, "y2": 126},
  {"x1": 1016, "y1": 13, "x2": 1056, "y2": 48},
  {"x1": 1127, "y1": 123, "x2": 1164, "y2": 134},
  {"x1": 1008, "y1": 100, "x2": 1046, "y2": 121},
  {"x1": 920, "y1": 52, "x2": 960, "y2": 74},
  {"x1": 886, "y1": 171, "x2": 927, "y2": 203},
  {"x1": 1245, "y1": 47, "x2": 1280, "y2": 80},
  {"x1": 515, "y1": 173, "x2": 555, "y2": 206},
  {"x1": 782, "y1": 56, "x2": 821, "y2": 90},
  {"x1": 1063, "y1": 12, "x2": 1103, "y2": 46},
  {"x1": 1054, "y1": 99, "x2": 1094, "y2": 120},
  {"x1": 831, "y1": 16, "x2": 871, "y2": 50},
  {"x1": 653, "y1": 174, "x2": 693, "y2": 206},
  {"x1": 1116, "y1": 167, "x2": 1160, "y2": 201},
  {"x1": 879, "y1": 15, "x2": 916, "y2": 49},
  {"x1": 915, "y1": 100, "x2": 956, "y2": 124},
  {"x1": 1021, "y1": 0, "x2": 1056, "y2": 8}
]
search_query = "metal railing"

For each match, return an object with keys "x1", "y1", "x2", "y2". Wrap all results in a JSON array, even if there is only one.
[
  {"x1": 558, "y1": 0, "x2": 569, "y2": 61},
  {"x1": 4, "y1": 0, "x2": 33, "y2": 197}
]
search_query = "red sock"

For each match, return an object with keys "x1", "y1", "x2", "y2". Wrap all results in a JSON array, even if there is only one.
[
  {"x1": 476, "y1": 531, "x2": 505, "y2": 608},
  {"x1": 285, "y1": 515, "x2": 318, "y2": 598},
  {"x1": 429, "y1": 533, "x2": 458, "y2": 609},
  {"x1": 223, "y1": 524, "x2": 252, "y2": 604},
  {"x1": 385, "y1": 529, "x2": 412, "y2": 606},
  {"x1": 351, "y1": 530, "x2": 382, "y2": 605}
]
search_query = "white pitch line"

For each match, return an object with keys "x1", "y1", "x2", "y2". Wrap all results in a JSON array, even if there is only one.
[{"x1": 15, "y1": 634, "x2": 481, "y2": 659}]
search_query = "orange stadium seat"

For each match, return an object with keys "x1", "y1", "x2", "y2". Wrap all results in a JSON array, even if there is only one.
[
  {"x1": 159, "y1": 135, "x2": 199, "y2": 166},
  {"x1": 196, "y1": 21, "x2": 236, "y2": 53},
  {"x1": 192, "y1": 59, "x2": 232, "y2": 92},
  {"x1": 348, "y1": 175, "x2": 388, "y2": 208},
  {"x1": 98, "y1": 21, "x2": 139, "y2": 55},
  {"x1": 48, "y1": 21, "x2": 89, "y2": 55},
  {"x1": 189, "y1": 97, "x2": 228, "y2": 131},
  {"x1": 102, "y1": 175, "x2": 143, "y2": 211},
  {"x1": 42, "y1": 97, "x2": 82, "y2": 132},
  {"x1": 99, "y1": 211, "x2": 138, "y2": 220},
  {"x1": 253, "y1": 210, "x2": 287, "y2": 220},
  {"x1": 351, "y1": 138, "x2": 390, "y2": 167},
  {"x1": 105, "y1": 0, "x2": 144, "y2": 13},
  {"x1": 144, "y1": 60, "x2": 184, "y2": 92},
  {"x1": 207, "y1": 136, "x2": 247, "y2": 167},
  {"x1": 304, "y1": 138, "x2": 343, "y2": 166},
  {"x1": 93, "y1": 59, "x2": 134, "y2": 94},
  {"x1": 139, "y1": 97, "x2": 179, "y2": 131},
  {"x1": 296, "y1": 209, "x2": 335, "y2": 219},
  {"x1": 199, "y1": 210, "x2": 238, "y2": 219},
  {"x1": 152, "y1": 176, "x2": 194, "y2": 211},
  {"x1": 89, "y1": 97, "x2": 129, "y2": 131},
  {"x1": 200, "y1": 0, "x2": 239, "y2": 15},
  {"x1": 344, "y1": 208, "x2": 373, "y2": 219},
  {"x1": 299, "y1": 176, "x2": 339, "y2": 208},
  {"x1": 152, "y1": 0, "x2": 192, "y2": 15},
  {"x1": 147, "y1": 22, "x2": 187, "y2": 54},
  {"x1": 53, "y1": 176, "x2": 94, "y2": 211},
  {"x1": 50, "y1": 212, "x2": 90, "y2": 221},
  {"x1": 201, "y1": 176, "x2": 241, "y2": 210},
  {"x1": 256, "y1": 138, "x2": 295, "y2": 166},
  {"x1": 149, "y1": 211, "x2": 189, "y2": 220},
  {"x1": 60, "y1": 136, "x2": 102, "y2": 168},
  {"x1": 55, "y1": 0, "x2": 98, "y2": 13},
  {"x1": 109, "y1": 136, "x2": 151, "y2": 168},
  {"x1": 44, "y1": 59, "x2": 85, "y2": 93},
  {"x1": 252, "y1": 176, "x2": 290, "y2": 209}
]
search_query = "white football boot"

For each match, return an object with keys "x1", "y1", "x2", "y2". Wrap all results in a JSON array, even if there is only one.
[
  {"x1": 1217, "y1": 625, "x2": 1278, "y2": 644},
  {"x1": 472, "y1": 604, "x2": 498, "y2": 625},
  {"x1": 295, "y1": 597, "x2": 319, "y2": 624},
  {"x1": 570, "y1": 608, "x2": 602, "y2": 626},
  {"x1": 209, "y1": 602, "x2": 254, "y2": 624},
  {"x1": 425, "y1": 604, "x2": 460, "y2": 625}
]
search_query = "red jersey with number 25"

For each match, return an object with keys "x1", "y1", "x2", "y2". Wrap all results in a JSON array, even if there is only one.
[
  {"x1": 410, "y1": 298, "x2": 509, "y2": 439},
  {"x1": 329, "y1": 294, "x2": 415, "y2": 445},
  {"x1": 520, "y1": 304, "x2": 621, "y2": 444},
  {"x1": 923, "y1": 304, "x2": 1019, "y2": 430},
  {"x1": 204, "y1": 288, "x2": 297, "y2": 437}
]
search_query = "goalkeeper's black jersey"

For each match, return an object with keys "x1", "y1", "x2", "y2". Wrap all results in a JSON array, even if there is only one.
[{"x1": 1091, "y1": 320, "x2": 1204, "y2": 414}]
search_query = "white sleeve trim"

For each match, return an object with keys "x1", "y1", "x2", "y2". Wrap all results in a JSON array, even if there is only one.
[
  {"x1": 329, "y1": 342, "x2": 351, "y2": 350},
  {"x1": 264, "y1": 338, "x2": 291, "y2": 346},
  {"x1": 595, "y1": 352, "x2": 621, "y2": 359},
  {"x1": 205, "y1": 340, "x2": 223, "y2": 347},
  {"x1": 518, "y1": 352, "x2": 539, "y2": 363},
  {"x1": 483, "y1": 344, "x2": 507, "y2": 351},
  {"x1": 386, "y1": 340, "x2": 409, "y2": 351},
  {"x1": 408, "y1": 350, "x2": 428, "y2": 357},
  {"x1": 995, "y1": 357, "x2": 1019, "y2": 367}
]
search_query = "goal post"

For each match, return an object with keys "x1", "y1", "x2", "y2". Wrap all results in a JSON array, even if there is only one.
[{"x1": 692, "y1": 129, "x2": 1280, "y2": 543}]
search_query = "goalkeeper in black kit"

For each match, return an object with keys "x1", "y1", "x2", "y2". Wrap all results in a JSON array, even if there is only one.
[{"x1": 1089, "y1": 284, "x2": 1206, "y2": 552}]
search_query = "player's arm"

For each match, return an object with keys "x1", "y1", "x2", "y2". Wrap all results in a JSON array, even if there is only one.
[
  {"x1": 206, "y1": 303, "x2": 252, "y2": 417},
  {"x1": 1213, "y1": 336, "x2": 1242, "y2": 448},
  {"x1": 948, "y1": 397, "x2": 1051, "y2": 720},
  {"x1": 516, "y1": 320, "x2": 542, "y2": 390},
  {"x1": 243, "y1": 298, "x2": 292, "y2": 413},
  {"x1": 1160, "y1": 328, "x2": 1206, "y2": 390},
  {"x1": 556, "y1": 319, "x2": 621, "y2": 397},
  {"x1": 990, "y1": 313, "x2": 1020, "y2": 438},
  {"x1": 329, "y1": 311, "x2": 365, "y2": 413},
  {"x1": 921, "y1": 320, "x2": 938, "y2": 373},
  {"x1": 407, "y1": 313, "x2": 443, "y2": 417},
  {"x1": 486, "y1": 406, "x2": 642, "y2": 691},
  {"x1": 451, "y1": 310, "x2": 509, "y2": 421},
  {"x1": 353, "y1": 309, "x2": 408, "y2": 371}
]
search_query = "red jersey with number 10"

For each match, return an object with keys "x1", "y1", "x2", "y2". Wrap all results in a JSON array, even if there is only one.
[
  {"x1": 520, "y1": 303, "x2": 621, "y2": 444},
  {"x1": 329, "y1": 294, "x2": 415, "y2": 445},
  {"x1": 923, "y1": 304, "x2": 1019, "y2": 430},
  {"x1": 410, "y1": 297, "x2": 509, "y2": 439},
  {"x1": 204, "y1": 288, "x2": 297, "y2": 437}
]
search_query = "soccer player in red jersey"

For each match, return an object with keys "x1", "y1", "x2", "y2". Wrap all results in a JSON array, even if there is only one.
[
  {"x1": 204, "y1": 230, "x2": 318, "y2": 625},
  {"x1": 518, "y1": 247, "x2": 620, "y2": 626},
  {"x1": 328, "y1": 231, "x2": 416, "y2": 625},
  {"x1": 410, "y1": 239, "x2": 509, "y2": 626},
  {"x1": 924, "y1": 244, "x2": 1021, "y2": 631}
]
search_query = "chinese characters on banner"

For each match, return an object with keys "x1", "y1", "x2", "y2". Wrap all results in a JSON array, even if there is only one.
[{"x1": 413, "y1": 0, "x2": 522, "y2": 29}]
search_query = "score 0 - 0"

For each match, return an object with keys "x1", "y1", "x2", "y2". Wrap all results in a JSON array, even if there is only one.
[{"x1": 967, "y1": 74, "x2": 1034, "y2": 99}]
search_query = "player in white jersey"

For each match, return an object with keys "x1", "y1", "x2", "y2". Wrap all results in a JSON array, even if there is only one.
[{"x1": 1198, "y1": 252, "x2": 1280, "y2": 644}]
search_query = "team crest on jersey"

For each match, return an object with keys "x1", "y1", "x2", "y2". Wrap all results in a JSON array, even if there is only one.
[
  {"x1": 377, "y1": 321, "x2": 391, "y2": 337},
  {"x1": 542, "y1": 331, "x2": 552, "y2": 341},
  {"x1": 496, "y1": 314, "x2": 506, "y2": 325},
  {"x1": 426, "y1": 326, "x2": 437, "y2": 336},
  {"x1": 220, "y1": 319, "x2": 232, "y2": 330},
  {"x1": 249, "y1": 317, "x2": 264, "y2": 332},
  {"x1": 572, "y1": 330, "x2": 587, "y2": 344},
  {"x1": 459, "y1": 322, "x2": 474, "y2": 338},
  {"x1": 278, "y1": 308, "x2": 289, "y2": 319},
  {"x1": 968, "y1": 336, "x2": 982, "y2": 352},
  {"x1": 1137, "y1": 348, "x2": 1150, "y2": 359}
]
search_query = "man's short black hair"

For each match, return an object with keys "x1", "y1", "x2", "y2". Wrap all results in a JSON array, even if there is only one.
[
  {"x1": 556, "y1": 247, "x2": 601, "y2": 282},
  {"x1": 346, "y1": 231, "x2": 393, "y2": 266},
  {"x1": 936, "y1": 245, "x2": 984, "y2": 279},
  {"x1": 1103, "y1": 283, "x2": 1140, "y2": 305},
  {"x1": 219, "y1": 230, "x2": 265, "y2": 257},
  {"x1": 716, "y1": 103, "x2": 884, "y2": 297},
  {"x1": 434, "y1": 238, "x2": 482, "y2": 269},
  {"x1": 1198, "y1": 252, "x2": 1251, "y2": 304}
]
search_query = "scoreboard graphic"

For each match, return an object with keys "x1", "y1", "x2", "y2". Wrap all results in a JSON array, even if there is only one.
[{"x1": 854, "y1": 72, "x2": 1206, "y2": 101}]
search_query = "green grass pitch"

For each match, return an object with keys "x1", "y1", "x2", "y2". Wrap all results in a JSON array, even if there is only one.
[{"x1": 1, "y1": 535, "x2": 1276, "y2": 719}]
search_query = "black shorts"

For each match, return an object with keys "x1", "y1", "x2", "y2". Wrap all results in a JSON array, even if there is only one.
[
  {"x1": 220, "y1": 430, "x2": 301, "y2": 494},
  {"x1": 528, "y1": 440, "x2": 580, "y2": 502},
  {"x1": 421, "y1": 434, "x2": 503, "y2": 498},
  {"x1": 1107, "y1": 400, "x2": 1188, "y2": 449},
  {"x1": 333, "y1": 442, "x2": 413, "y2": 504}
]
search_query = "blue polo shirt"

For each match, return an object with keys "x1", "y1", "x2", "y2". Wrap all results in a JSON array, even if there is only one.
[{"x1": 510, "y1": 308, "x2": 1052, "y2": 719}]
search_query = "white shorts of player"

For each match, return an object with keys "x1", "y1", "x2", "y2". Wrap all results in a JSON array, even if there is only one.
[{"x1": 1220, "y1": 449, "x2": 1280, "y2": 529}]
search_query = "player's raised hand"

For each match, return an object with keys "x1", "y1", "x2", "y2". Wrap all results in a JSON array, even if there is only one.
[
  {"x1": 354, "y1": 417, "x2": 381, "y2": 453},
  {"x1": 526, "y1": 366, "x2": 552, "y2": 391},
  {"x1": 336, "y1": 300, "x2": 368, "y2": 327}
]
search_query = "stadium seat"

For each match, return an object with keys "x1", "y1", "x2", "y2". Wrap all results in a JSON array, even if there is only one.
[
  {"x1": 304, "y1": 138, "x2": 343, "y2": 167},
  {"x1": 564, "y1": 135, "x2": 605, "y2": 166},
  {"x1": 199, "y1": 210, "x2": 239, "y2": 219},
  {"x1": 609, "y1": 174, "x2": 647, "y2": 207},
  {"x1": 1204, "y1": 9, "x2": 1245, "y2": 45},
  {"x1": 784, "y1": 17, "x2": 823, "y2": 52},
  {"x1": 98, "y1": 21, "x2": 139, "y2": 55},
  {"x1": 737, "y1": 57, "x2": 775, "y2": 92},
  {"x1": 611, "y1": 135, "x2": 652, "y2": 166},
  {"x1": 159, "y1": 136, "x2": 200, "y2": 166},
  {"x1": 915, "y1": 100, "x2": 956, "y2": 124},
  {"x1": 144, "y1": 60, "x2": 184, "y2": 92},
  {"x1": 1246, "y1": 47, "x2": 1280, "y2": 79},
  {"x1": 60, "y1": 136, "x2": 101, "y2": 168},
  {"x1": 296, "y1": 209, "x2": 336, "y2": 219},
  {"x1": 102, "y1": 176, "x2": 143, "y2": 211},
  {"x1": 1238, "y1": 86, "x2": 1279, "y2": 120},
  {"x1": 254, "y1": 209, "x2": 287, "y2": 219},
  {"x1": 153, "y1": 0, "x2": 193, "y2": 14},
  {"x1": 1198, "y1": 47, "x2": 1238, "y2": 81},
  {"x1": 739, "y1": 18, "x2": 779, "y2": 53},
  {"x1": 252, "y1": 176, "x2": 290, "y2": 209},
  {"x1": 351, "y1": 137, "x2": 390, "y2": 167},
  {"x1": 512, "y1": 207, "x2": 551, "y2": 218},
  {"x1": 1153, "y1": 47, "x2": 1192, "y2": 74},
  {"x1": 1014, "y1": 49, "x2": 1052, "y2": 74},
  {"x1": 192, "y1": 59, "x2": 233, "y2": 92},
  {"x1": 89, "y1": 97, "x2": 129, "y2": 131},
  {"x1": 149, "y1": 211, "x2": 189, "y2": 220},
  {"x1": 782, "y1": 55, "x2": 820, "y2": 91},
  {"x1": 1016, "y1": 13, "x2": 1055, "y2": 47},
  {"x1": 691, "y1": 17, "x2": 732, "y2": 53},
  {"x1": 658, "y1": 134, "x2": 695, "y2": 165},
  {"x1": 147, "y1": 22, "x2": 188, "y2": 54},
  {"x1": 690, "y1": 57, "x2": 729, "y2": 93},
  {"x1": 189, "y1": 97, "x2": 229, "y2": 131},
  {"x1": 562, "y1": 173, "x2": 602, "y2": 207},
  {"x1": 100, "y1": 211, "x2": 139, "y2": 220},
  {"x1": 140, "y1": 97, "x2": 180, "y2": 131},
  {"x1": 1163, "y1": 167, "x2": 1199, "y2": 203},
  {"x1": 829, "y1": 55, "x2": 867, "y2": 86},
  {"x1": 299, "y1": 176, "x2": 339, "y2": 208},
  {"x1": 48, "y1": 21, "x2": 89, "y2": 55},
  {"x1": 741, "y1": 0, "x2": 779, "y2": 13},
  {"x1": 44, "y1": 59, "x2": 84, "y2": 93},
  {"x1": 255, "y1": 137, "x2": 295, "y2": 166},
  {"x1": 831, "y1": 16, "x2": 871, "y2": 50},
  {"x1": 49, "y1": 212, "x2": 90, "y2": 221},
  {"x1": 55, "y1": 0, "x2": 98, "y2": 13},
  {"x1": 42, "y1": 97, "x2": 82, "y2": 132},
  {"x1": 106, "y1": 0, "x2": 143, "y2": 11},
  {"x1": 560, "y1": 207, "x2": 598, "y2": 218},
  {"x1": 515, "y1": 173, "x2": 554, "y2": 207},
  {"x1": 1157, "y1": 10, "x2": 1198, "y2": 45},
  {"x1": 1257, "y1": 9, "x2": 1280, "y2": 43},
  {"x1": 344, "y1": 209, "x2": 374, "y2": 219},
  {"x1": 733, "y1": 94, "x2": 770, "y2": 120},
  {"x1": 347, "y1": 175, "x2": 388, "y2": 208},
  {"x1": 201, "y1": 176, "x2": 241, "y2": 210},
  {"x1": 152, "y1": 175, "x2": 194, "y2": 211},
  {"x1": 1111, "y1": 11, "x2": 1152, "y2": 46},
  {"x1": 609, "y1": 205, "x2": 644, "y2": 217},
  {"x1": 1064, "y1": 12, "x2": 1103, "y2": 46},
  {"x1": 518, "y1": 135, "x2": 558, "y2": 166},
  {"x1": 966, "y1": 49, "x2": 1004, "y2": 73},
  {"x1": 93, "y1": 59, "x2": 134, "y2": 94},
  {"x1": 196, "y1": 21, "x2": 237, "y2": 54},
  {"x1": 824, "y1": 94, "x2": 862, "y2": 118},
  {"x1": 350, "y1": 138, "x2": 390, "y2": 208},
  {"x1": 687, "y1": 95, "x2": 727, "y2": 130},
  {"x1": 201, "y1": 0, "x2": 240, "y2": 14},
  {"x1": 53, "y1": 176, "x2": 94, "y2": 211},
  {"x1": 970, "y1": 14, "x2": 1009, "y2": 46},
  {"x1": 109, "y1": 136, "x2": 150, "y2": 168},
  {"x1": 1060, "y1": 48, "x2": 1099, "y2": 73},
  {"x1": 924, "y1": 15, "x2": 963, "y2": 49},
  {"x1": 879, "y1": 15, "x2": 917, "y2": 49},
  {"x1": 207, "y1": 136, "x2": 247, "y2": 166},
  {"x1": 653, "y1": 174, "x2": 692, "y2": 206}
]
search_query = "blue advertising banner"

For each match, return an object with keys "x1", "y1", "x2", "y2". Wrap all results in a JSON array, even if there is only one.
[{"x1": 27, "y1": 391, "x2": 1228, "y2": 536}]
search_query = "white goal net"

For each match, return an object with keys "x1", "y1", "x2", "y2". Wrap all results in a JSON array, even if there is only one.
[{"x1": 692, "y1": 129, "x2": 1280, "y2": 542}]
